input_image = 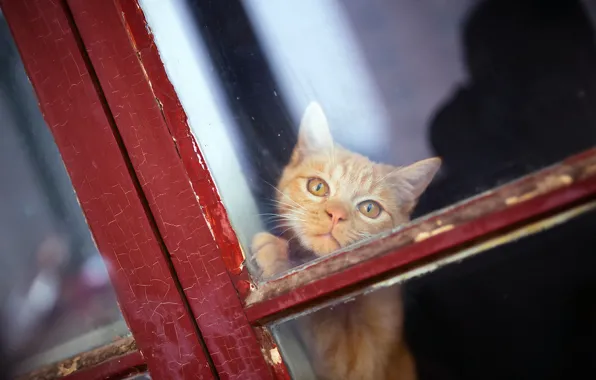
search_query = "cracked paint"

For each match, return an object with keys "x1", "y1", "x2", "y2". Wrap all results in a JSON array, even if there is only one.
[
  {"x1": 2, "y1": 0, "x2": 215, "y2": 378},
  {"x1": 64, "y1": 0, "x2": 275, "y2": 378}
]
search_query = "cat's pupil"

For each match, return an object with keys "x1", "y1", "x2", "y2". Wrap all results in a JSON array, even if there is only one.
[
  {"x1": 316, "y1": 183, "x2": 322, "y2": 191},
  {"x1": 366, "y1": 203, "x2": 372, "y2": 212}
]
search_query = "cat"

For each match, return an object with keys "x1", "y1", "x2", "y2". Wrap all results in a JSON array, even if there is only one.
[{"x1": 252, "y1": 102, "x2": 441, "y2": 380}]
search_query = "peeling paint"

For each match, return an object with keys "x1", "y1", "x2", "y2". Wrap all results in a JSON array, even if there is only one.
[
  {"x1": 414, "y1": 224, "x2": 454, "y2": 242},
  {"x1": 254, "y1": 327, "x2": 291, "y2": 379},
  {"x1": 201, "y1": 206, "x2": 218, "y2": 241},
  {"x1": 506, "y1": 174, "x2": 573, "y2": 205},
  {"x1": 58, "y1": 357, "x2": 79, "y2": 377},
  {"x1": 18, "y1": 337, "x2": 140, "y2": 380},
  {"x1": 269, "y1": 348, "x2": 282, "y2": 365},
  {"x1": 383, "y1": 200, "x2": 596, "y2": 291}
]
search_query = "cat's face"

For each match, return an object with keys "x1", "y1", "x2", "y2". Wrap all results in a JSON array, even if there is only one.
[{"x1": 276, "y1": 102, "x2": 441, "y2": 256}]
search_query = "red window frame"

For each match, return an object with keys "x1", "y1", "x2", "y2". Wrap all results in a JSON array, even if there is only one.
[
  {"x1": 3, "y1": 0, "x2": 596, "y2": 379},
  {"x1": 1, "y1": 0, "x2": 214, "y2": 378}
]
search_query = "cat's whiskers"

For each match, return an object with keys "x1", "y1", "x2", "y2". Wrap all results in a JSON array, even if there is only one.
[
  {"x1": 258, "y1": 215, "x2": 289, "y2": 223},
  {"x1": 284, "y1": 235, "x2": 301, "y2": 246},
  {"x1": 261, "y1": 217, "x2": 306, "y2": 227},
  {"x1": 263, "y1": 180, "x2": 307, "y2": 211},
  {"x1": 264, "y1": 201, "x2": 307, "y2": 218},
  {"x1": 266, "y1": 199, "x2": 307, "y2": 215},
  {"x1": 273, "y1": 219, "x2": 305, "y2": 229},
  {"x1": 352, "y1": 231, "x2": 374, "y2": 242},
  {"x1": 258, "y1": 212, "x2": 304, "y2": 219},
  {"x1": 258, "y1": 212, "x2": 289, "y2": 218},
  {"x1": 260, "y1": 212, "x2": 307, "y2": 226},
  {"x1": 276, "y1": 225, "x2": 297, "y2": 236}
]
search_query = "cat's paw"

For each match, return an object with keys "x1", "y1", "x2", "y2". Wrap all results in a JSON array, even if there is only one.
[{"x1": 252, "y1": 232, "x2": 290, "y2": 278}]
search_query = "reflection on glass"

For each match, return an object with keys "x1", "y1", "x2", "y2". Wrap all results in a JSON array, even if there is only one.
[
  {"x1": 139, "y1": 0, "x2": 596, "y2": 277},
  {"x1": 271, "y1": 204, "x2": 596, "y2": 379},
  {"x1": 0, "y1": 11, "x2": 129, "y2": 375}
]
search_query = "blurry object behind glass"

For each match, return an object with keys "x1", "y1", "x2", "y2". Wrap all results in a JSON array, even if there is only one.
[{"x1": 0, "y1": 10, "x2": 128, "y2": 377}]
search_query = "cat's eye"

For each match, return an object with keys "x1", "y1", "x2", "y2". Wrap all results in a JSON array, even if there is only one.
[
  {"x1": 307, "y1": 178, "x2": 329, "y2": 197},
  {"x1": 358, "y1": 200, "x2": 382, "y2": 219}
]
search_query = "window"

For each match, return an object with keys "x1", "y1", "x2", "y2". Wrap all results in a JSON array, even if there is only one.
[{"x1": 3, "y1": 0, "x2": 596, "y2": 379}]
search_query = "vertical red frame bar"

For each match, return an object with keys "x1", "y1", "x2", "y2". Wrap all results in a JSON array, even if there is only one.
[
  {"x1": 0, "y1": 0, "x2": 214, "y2": 378},
  {"x1": 65, "y1": 0, "x2": 282, "y2": 378}
]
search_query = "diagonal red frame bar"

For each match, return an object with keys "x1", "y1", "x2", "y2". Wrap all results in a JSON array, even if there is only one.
[
  {"x1": 114, "y1": 0, "x2": 252, "y2": 297},
  {"x1": 245, "y1": 150, "x2": 596, "y2": 323},
  {"x1": 0, "y1": 0, "x2": 214, "y2": 378},
  {"x1": 64, "y1": 0, "x2": 279, "y2": 378}
]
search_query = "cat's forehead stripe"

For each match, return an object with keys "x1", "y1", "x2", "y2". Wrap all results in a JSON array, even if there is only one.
[
  {"x1": 326, "y1": 157, "x2": 384, "y2": 195},
  {"x1": 330, "y1": 164, "x2": 344, "y2": 180}
]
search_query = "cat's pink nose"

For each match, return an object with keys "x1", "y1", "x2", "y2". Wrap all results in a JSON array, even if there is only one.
[{"x1": 325, "y1": 203, "x2": 348, "y2": 225}]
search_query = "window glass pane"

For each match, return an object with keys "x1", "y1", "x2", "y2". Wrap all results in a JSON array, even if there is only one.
[
  {"x1": 0, "y1": 11, "x2": 129, "y2": 375},
  {"x1": 139, "y1": 0, "x2": 596, "y2": 277},
  {"x1": 270, "y1": 203, "x2": 596, "y2": 379}
]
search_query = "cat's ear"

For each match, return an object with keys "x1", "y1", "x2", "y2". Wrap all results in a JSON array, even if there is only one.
[
  {"x1": 391, "y1": 157, "x2": 441, "y2": 207},
  {"x1": 294, "y1": 102, "x2": 334, "y2": 157}
]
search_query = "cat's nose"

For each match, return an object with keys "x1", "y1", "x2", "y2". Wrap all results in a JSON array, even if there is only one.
[{"x1": 325, "y1": 203, "x2": 348, "y2": 225}]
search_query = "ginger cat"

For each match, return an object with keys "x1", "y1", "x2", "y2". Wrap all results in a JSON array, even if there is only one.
[{"x1": 252, "y1": 102, "x2": 441, "y2": 380}]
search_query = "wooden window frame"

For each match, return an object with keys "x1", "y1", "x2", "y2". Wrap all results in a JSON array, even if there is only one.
[
  {"x1": 1, "y1": 0, "x2": 214, "y2": 379},
  {"x1": 3, "y1": 0, "x2": 596, "y2": 379}
]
